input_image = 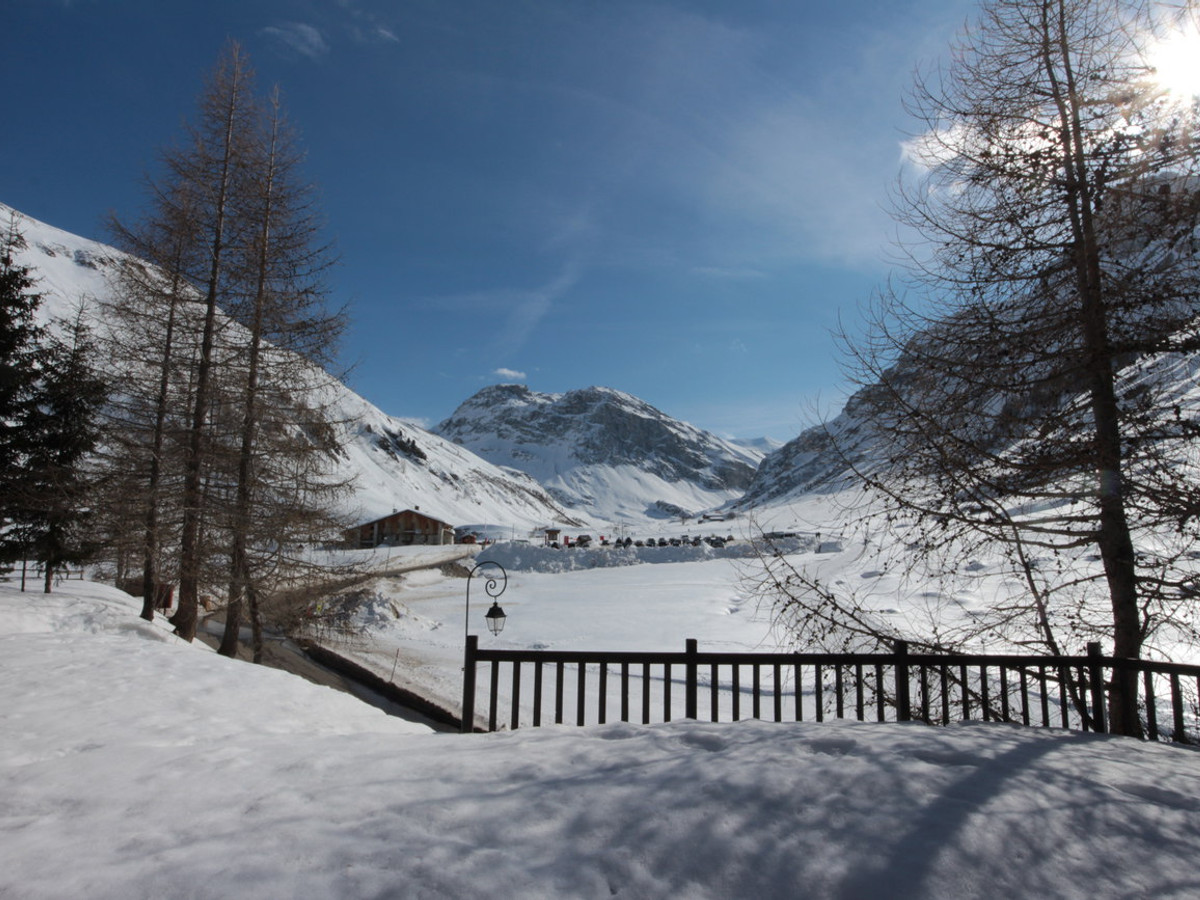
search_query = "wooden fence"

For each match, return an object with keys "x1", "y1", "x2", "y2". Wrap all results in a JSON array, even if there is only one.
[{"x1": 461, "y1": 636, "x2": 1200, "y2": 743}]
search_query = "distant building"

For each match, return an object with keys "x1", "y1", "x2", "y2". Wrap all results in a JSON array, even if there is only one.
[
  {"x1": 346, "y1": 508, "x2": 454, "y2": 548},
  {"x1": 544, "y1": 528, "x2": 562, "y2": 546}
]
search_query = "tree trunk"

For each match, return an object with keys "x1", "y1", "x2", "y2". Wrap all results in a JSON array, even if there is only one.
[
  {"x1": 1045, "y1": 0, "x2": 1142, "y2": 734},
  {"x1": 219, "y1": 95, "x2": 274, "y2": 658},
  {"x1": 174, "y1": 46, "x2": 252, "y2": 643},
  {"x1": 139, "y1": 274, "x2": 181, "y2": 623}
]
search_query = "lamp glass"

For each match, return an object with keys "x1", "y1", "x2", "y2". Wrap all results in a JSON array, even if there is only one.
[{"x1": 485, "y1": 602, "x2": 507, "y2": 636}]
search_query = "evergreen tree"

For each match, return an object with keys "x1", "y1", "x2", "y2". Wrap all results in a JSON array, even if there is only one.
[
  {"x1": 0, "y1": 219, "x2": 108, "y2": 589},
  {"x1": 19, "y1": 308, "x2": 108, "y2": 592},
  {"x1": 0, "y1": 215, "x2": 45, "y2": 559}
]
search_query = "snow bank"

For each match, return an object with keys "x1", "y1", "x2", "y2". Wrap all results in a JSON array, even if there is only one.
[{"x1": 4, "y1": 578, "x2": 1200, "y2": 899}]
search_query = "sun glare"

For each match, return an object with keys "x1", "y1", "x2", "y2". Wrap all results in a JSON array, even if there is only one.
[{"x1": 1146, "y1": 24, "x2": 1200, "y2": 98}]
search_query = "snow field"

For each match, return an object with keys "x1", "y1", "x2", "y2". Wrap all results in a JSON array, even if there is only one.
[{"x1": 4, "y1": 578, "x2": 1200, "y2": 898}]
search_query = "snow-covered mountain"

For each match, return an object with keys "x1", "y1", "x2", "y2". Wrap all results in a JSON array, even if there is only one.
[
  {"x1": 3, "y1": 203, "x2": 587, "y2": 533},
  {"x1": 737, "y1": 385, "x2": 882, "y2": 506},
  {"x1": 741, "y1": 324, "x2": 1200, "y2": 509},
  {"x1": 435, "y1": 384, "x2": 764, "y2": 522},
  {"x1": 320, "y1": 383, "x2": 587, "y2": 529},
  {"x1": 728, "y1": 435, "x2": 785, "y2": 456}
]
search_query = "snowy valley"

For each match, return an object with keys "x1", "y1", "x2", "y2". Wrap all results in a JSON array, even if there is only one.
[{"x1": 5, "y1": 201, "x2": 1200, "y2": 899}]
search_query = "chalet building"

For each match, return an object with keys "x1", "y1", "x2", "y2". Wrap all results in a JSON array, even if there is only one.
[{"x1": 346, "y1": 508, "x2": 455, "y2": 548}]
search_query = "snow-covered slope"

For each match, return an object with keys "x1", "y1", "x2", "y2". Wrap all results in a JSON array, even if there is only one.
[
  {"x1": 317, "y1": 377, "x2": 587, "y2": 528},
  {"x1": 741, "y1": 335, "x2": 1200, "y2": 509},
  {"x1": 435, "y1": 384, "x2": 763, "y2": 523},
  {"x1": 3, "y1": 202, "x2": 587, "y2": 533},
  {"x1": 738, "y1": 383, "x2": 884, "y2": 506}
]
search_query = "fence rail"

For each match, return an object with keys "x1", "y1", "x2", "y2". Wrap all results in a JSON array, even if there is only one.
[{"x1": 461, "y1": 636, "x2": 1200, "y2": 743}]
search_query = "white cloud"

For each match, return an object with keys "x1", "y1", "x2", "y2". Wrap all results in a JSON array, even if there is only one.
[
  {"x1": 261, "y1": 22, "x2": 329, "y2": 59},
  {"x1": 499, "y1": 263, "x2": 579, "y2": 352},
  {"x1": 420, "y1": 263, "x2": 579, "y2": 369},
  {"x1": 493, "y1": 368, "x2": 527, "y2": 381},
  {"x1": 333, "y1": 0, "x2": 401, "y2": 45}
]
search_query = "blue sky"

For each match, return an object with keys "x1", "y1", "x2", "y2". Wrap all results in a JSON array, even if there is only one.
[{"x1": 3, "y1": 0, "x2": 972, "y2": 441}]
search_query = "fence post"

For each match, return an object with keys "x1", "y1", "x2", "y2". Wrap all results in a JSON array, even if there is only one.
[
  {"x1": 461, "y1": 634, "x2": 478, "y2": 733},
  {"x1": 685, "y1": 639, "x2": 698, "y2": 720},
  {"x1": 1086, "y1": 642, "x2": 1107, "y2": 734},
  {"x1": 894, "y1": 640, "x2": 911, "y2": 722},
  {"x1": 1170, "y1": 673, "x2": 1186, "y2": 743}
]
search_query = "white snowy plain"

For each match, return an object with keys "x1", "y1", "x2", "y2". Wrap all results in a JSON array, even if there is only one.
[{"x1": 4, "y1": 576, "x2": 1200, "y2": 899}]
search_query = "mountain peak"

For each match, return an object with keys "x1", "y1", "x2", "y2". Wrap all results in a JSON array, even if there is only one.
[
  {"x1": 472, "y1": 383, "x2": 537, "y2": 402},
  {"x1": 436, "y1": 385, "x2": 763, "y2": 521}
]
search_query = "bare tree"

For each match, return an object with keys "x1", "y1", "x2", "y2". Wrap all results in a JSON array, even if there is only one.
[
  {"x1": 103, "y1": 186, "x2": 203, "y2": 620},
  {"x1": 138, "y1": 41, "x2": 263, "y2": 642},
  {"x1": 218, "y1": 85, "x2": 347, "y2": 660},
  {"x1": 761, "y1": 0, "x2": 1200, "y2": 735},
  {"x1": 103, "y1": 43, "x2": 353, "y2": 652}
]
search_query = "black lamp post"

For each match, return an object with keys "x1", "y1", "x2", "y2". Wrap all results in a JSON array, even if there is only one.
[
  {"x1": 461, "y1": 560, "x2": 509, "y2": 733},
  {"x1": 465, "y1": 560, "x2": 507, "y2": 642}
]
